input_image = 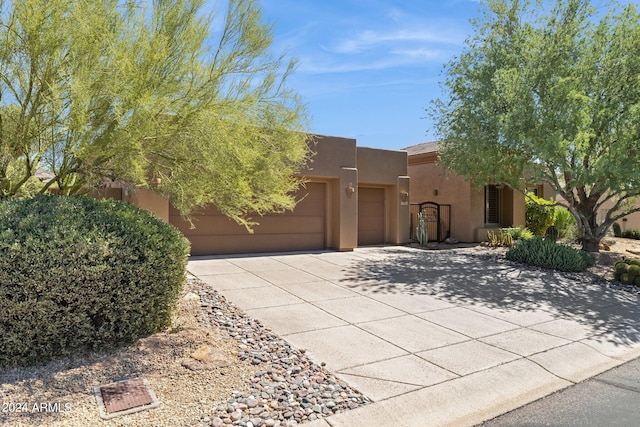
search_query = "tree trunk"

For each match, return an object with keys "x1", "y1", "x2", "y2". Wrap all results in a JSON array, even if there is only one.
[{"x1": 581, "y1": 236, "x2": 600, "y2": 253}]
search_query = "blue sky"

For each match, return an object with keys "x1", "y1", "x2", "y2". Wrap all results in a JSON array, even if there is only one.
[{"x1": 260, "y1": 0, "x2": 481, "y2": 151}]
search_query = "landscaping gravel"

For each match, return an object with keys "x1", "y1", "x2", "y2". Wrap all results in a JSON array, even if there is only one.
[{"x1": 194, "y1": 277, "x2": 371, "y2": 427}]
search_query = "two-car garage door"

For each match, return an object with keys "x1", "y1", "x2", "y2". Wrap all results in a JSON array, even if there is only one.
[{"x1": 170, "y1": 182, "x2": 326, "y2": 256}]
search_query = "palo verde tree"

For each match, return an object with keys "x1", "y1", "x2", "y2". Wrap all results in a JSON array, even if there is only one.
[
  {"x1": 431, "y1": 0, "x2": 640, "y2": 252},
  {"x1": 0, "y1": 0, "x2": 311, "y2": 228}
]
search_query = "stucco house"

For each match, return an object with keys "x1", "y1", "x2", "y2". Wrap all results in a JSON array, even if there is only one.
[
  {"x1": 100, "y1": 135, "x2": 410, "y2": 256},
  {"x1": 404, "y1": 141, "x2": 640, "y2": 242},
  {"x1": 404, "y1": 141, "x2": 544, "y2": 243}
]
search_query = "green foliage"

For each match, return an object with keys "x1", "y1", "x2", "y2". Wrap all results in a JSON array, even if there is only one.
[
  {"x1": 554, "y1": 209, "x2": 577, "y2": 239},
  {"x1": 525, "y1": 193, "x2": 556, "y2": 236},
  {"x1": 614, "y1": 259, "x2": 640, "y2": 285},
  {"x1": 504, "y1": 226, "x2": 534, "y2": 240},
  {"x1": 0, "y1": 0, "x2": 310, "y2": 230},
  {"x1": 612, "y1": 222, "x2": 622, "y2": 237},
  {"x1": 621, "y1": 229, "x2": 640, "y2": 240},
  {"x1": 0, "y1": 195, "x2": 190, "y2": 367},
  {"x1": 431, "y1": 0, "x2": 640, "y2": 251},
  {"x1": 506, "y1": 237, "x2": 594, "y2": 272},
  {"x1": 545, "y1": 226, "x2": 559, "y2": 242},
  {"x1": 487, "y1": 229, "x2": 513, "y2": 247},
  {"x1": 416, "y1": 212, "x2": 429, "y2": 246}
]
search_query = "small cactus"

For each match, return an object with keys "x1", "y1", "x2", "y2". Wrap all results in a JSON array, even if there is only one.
[
  {"x1": 487, "y1": 229, "x2": 513, "y2": 247},
  {"x1": 544, "y1": 226, "x2": 559, "y2": 242},
  {"x1": 612, "y1": 222, "x2": 622, "y2": 237},
  {"x1": 416, "y1": 212, "x2": 428, "y2": 246},
  {"x1": 613, "y1": 258, "x2": 640, "y2": 286}
]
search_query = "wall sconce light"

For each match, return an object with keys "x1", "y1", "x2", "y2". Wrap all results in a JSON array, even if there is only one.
[
  {"x1": 345, "y1": 182, "x2": 355, "y2": 198},
  {"x1": 400, "y1": 192, "x2": 409, "y2": 203},
  {"x1": 153, "y1": 176, "x2": 162, "y2": 186},
  {"x1": 433, "y1": 189, "x2": 439, "y2": 196}
]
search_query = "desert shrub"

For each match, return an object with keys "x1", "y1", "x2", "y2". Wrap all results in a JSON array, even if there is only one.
[
  {"x1": 525, "y1": 192, "x2": 556, "y2": 236},
  {"x1": 612, "y1": 222, "x2": 622, "y2": 237},
  {"x1": 0, "y1": 195, "x2": 190, "y2": 367},
  {"x1": 621, "y1": 229, "x2": 640, "y2": 240},
  {"x1": 504, "y1": 226, "x2": 534, "y2": 241},
  {"x1": 487, "y1": 229, "x2": 513, "y2": 247},
  {"x1": 506, "y1": 237, "x2": 594, "y2": 272},
  {"x1": 554, "y1": 208, "x2": 577, "y2": 239},
  {"x1": 614, "y1": 258, "x2": 640, "y2": 285}
]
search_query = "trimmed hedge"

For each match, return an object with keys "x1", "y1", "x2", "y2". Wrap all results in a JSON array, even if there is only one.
[
  {"x1": 0, "y1": 195, "x2": 190, "y2": 367},
  {"x1": 621, "y1": 229, "x2": 640, "y2": 240},
  {"x1": 506, "y1": 237, "x2": 594, "y2": 272}
]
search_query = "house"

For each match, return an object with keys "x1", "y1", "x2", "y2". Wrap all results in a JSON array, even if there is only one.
[
  {"x1": 99, "y1": 135, "x2": 410, "y2": 256},
  {"x1": 404, "y1": 141, "x2": 546, "y2": 242}
]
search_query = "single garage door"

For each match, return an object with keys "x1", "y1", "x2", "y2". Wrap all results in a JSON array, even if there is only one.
[
  {"x1": 170, "y1": 182, "x2": 326, "y2": 255},
  {"x1": 358, "y1": 187, "x2": 385, "y2": 246}
]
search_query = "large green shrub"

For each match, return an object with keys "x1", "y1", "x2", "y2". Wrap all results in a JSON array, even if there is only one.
[
  {"x1": 525, "y1": 192, "x2": 556, "y2": 236},
  {"x1": 0, "y1": 195, "x2": 190, "y2": 367},
  {"x1": 506, "y1": 237, "x2": 594, "y2": 272}
]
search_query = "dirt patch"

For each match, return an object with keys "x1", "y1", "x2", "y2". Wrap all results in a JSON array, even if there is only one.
[{"x1": 0, "y1": 277, "x2": 261, "y2": 427}]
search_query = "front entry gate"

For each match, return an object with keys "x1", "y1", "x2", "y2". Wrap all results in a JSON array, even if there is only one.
[{"x1": 411, "y1": 201, "x2": 451, "y2": 242}]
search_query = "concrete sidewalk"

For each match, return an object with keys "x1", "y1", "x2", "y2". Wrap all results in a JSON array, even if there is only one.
[{"x1": 188, "y1": 246, "x2": 640, "y2": 427}]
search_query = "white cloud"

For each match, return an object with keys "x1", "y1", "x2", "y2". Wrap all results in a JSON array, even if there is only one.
[{"x1": 326, "y1": 29, "x2": 461, "y2": 54}]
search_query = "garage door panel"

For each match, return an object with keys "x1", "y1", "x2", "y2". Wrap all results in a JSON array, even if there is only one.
[
  {"x1": 188, "y1": 232, "x2": 325, "y2": 256},
  {"x1": 171, "y1": 182, "x2": 326, "y2": 255},
  {"x1": 251, "y1": 216, "x2": 324, "y2": 235},
  {"x1": 358, "y1": 187, "x2": 385, "y2": 246},
  {"x1": 359, "y1": 189, "x2": 383, "y2": 202},
  {"x1": 169, "y1": 214, "x2": 245, "y2": 236}
]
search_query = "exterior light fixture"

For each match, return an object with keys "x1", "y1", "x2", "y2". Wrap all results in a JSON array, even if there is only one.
[{"x1": 345, "y1": 183, "x2": 355, "y2": 198}]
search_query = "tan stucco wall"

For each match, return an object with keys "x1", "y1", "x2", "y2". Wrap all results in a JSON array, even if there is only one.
[
  {"x1": 408, "y1": 159, "x2": 477, "y2": 242},
  {"x1": 408, "y1": 158, "x2": 526, "y2": 243},
  {"x1": 300, "y1": 135, "x2": 357, "y2": 178},
  {"x1": 395, "y1": 176, "x2": 411, "y2": 244},
  {"x1": 337, "y1": 168, "x2": 358, "y2": 250},
  {"x1": 357, "y1": 147, "x2": 408, "y2": 184},
  {"x1": 102, "y1": 134, "x2": 409, "y2": 254},
  {"x1": 619, "y1": 211, "x2": 640, "y2": 232},
  {"x1": 130, "y1": 188, "x2": 170, "y2": 223}
]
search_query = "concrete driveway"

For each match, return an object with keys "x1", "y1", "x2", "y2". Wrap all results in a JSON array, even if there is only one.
[{"x1": 188, "y1": 246, "x2": 640, "y2": 427}]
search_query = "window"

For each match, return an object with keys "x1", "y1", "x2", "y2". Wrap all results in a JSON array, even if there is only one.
[
  {"x1": 526, "y1": 186, "x2": 539, "y2": 197},
  {"x1": 485, "y1": 185, "x2": 500, "y2": 224}
]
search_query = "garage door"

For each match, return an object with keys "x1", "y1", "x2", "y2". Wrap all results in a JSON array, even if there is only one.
[
  {"x1": 358, "y1": 187, "x2": 385, "y2": 246},
  {"x1": 170, "y1": 182, "x2": 326, "y2": 256}
]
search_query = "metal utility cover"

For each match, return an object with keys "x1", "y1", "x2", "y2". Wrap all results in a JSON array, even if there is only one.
[{"x1": 95, "y1": 377, "x2": 160, "y2": 420}]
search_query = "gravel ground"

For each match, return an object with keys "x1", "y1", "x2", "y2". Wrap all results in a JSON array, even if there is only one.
[
  {"x1": 2, "y1": 237, "x2": 638, "y2": 426},
  {"x1": 0, "y1": 275, "x2": 370, "y2": 427}
]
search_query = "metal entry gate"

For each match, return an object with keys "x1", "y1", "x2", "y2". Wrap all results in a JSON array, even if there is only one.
[{"x1": 411, "y1": 201, "x2": 451, "y2": 242}]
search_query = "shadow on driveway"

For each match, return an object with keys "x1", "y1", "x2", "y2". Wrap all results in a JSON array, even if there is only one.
[{"x1": 339, "y1": 248, "x2": 640, "y2": 345}]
